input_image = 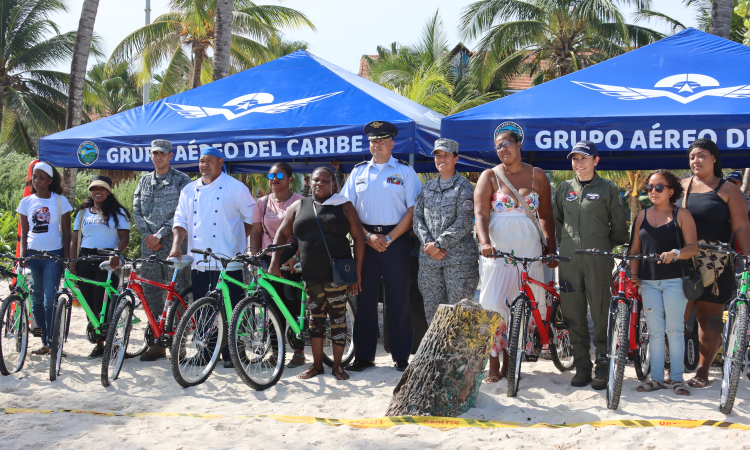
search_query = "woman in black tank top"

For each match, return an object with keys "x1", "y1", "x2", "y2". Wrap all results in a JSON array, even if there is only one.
[
  {"x1": 269, "y1": 167, "x2": 366, "y2": 381},
  {"x1": 629, "y1": 170, "x2": 697, "y2": 395},
  {"x1": 681, "y1": 139, "x2": 750, "y2": 388}
]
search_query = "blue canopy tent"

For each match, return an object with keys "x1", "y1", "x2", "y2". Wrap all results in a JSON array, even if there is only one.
[
  {"x1": 39, "y1": 50, "x2": 442, "y2": 173},
  {"x1": 441, "y1": 28, "x2": 750, "y2": 171}
]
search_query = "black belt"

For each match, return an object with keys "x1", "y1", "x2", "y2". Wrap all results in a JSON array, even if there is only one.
[{"x1": 363, "y1": 224, "x2": 397, "y2": 233}]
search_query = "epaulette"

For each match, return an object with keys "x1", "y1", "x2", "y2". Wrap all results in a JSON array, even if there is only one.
[
  {"x1": 354, "y1": 161, "x2": 367, "y2": 167},
  {"x1": 398, "y1": 159, "x2": 411, "y2": 166}
]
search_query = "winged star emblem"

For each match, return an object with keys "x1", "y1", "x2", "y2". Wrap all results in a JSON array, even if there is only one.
[
  {"x1": 165, "y1": 91, "x2": 343, "y2": 120},
  {"x1": 573, "y1": 74, "x2": 750, "y2": 104}
]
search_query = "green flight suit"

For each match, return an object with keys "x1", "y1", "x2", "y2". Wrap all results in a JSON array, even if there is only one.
[{"x1": 553, "y1": 173, "x2": 629, "y2": 372}]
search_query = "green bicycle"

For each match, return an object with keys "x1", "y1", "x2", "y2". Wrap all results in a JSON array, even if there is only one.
[
  {"x1": 0, "y1": 254, "x2": 34, "y2": 375},
  {"x1": 699, "y1": 242, "x2": 750, "y2": 414},
  {"x1": 228, "y1": 245, "x2": 356, "y2": 391},
  {"x1": 44, "y1": 252, "x2": 122, "y2": 381}
]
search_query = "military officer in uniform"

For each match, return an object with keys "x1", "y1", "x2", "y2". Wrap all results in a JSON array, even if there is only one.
[
  {"x1": 341, "y1": 121, "x2": 422, "y2": 372},
  {"x1": 553, "y1": 140, "x2": 629, "y2": 389},
  {"x1": 133, "y1": 139, "x2": 192, "y2": 361}
]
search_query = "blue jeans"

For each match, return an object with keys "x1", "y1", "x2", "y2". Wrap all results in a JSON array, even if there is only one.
[
  {"x1": 26, "y1": 248, "x2": 64, "y2": 347},
  {"x1": 641, "y1": 278, "x2": 688, "y2": 383}
]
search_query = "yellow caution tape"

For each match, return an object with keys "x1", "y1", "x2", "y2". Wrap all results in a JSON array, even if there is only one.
[{"x1": 1, "y1": 407, "x2": 749, "y2": 430}]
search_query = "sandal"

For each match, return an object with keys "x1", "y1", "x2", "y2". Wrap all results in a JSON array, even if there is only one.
[
  {"x1": 287, "y1": 352, "x2": 306, "y2": 368},
  {"x1": 331, "y1": 365, "x2": 350, "y2": 381},
  {"x1": 636, "y1": 380, "x2": 666, "y2": 392},
  {"x1": 32, "y1": 346, "x2": 50, "y2": 355},
  {"x1": 298, "y1": 365, "x2": 325, "y2": 380},
  {"x1": 672, "y1": 381, "x2": 691, "y2": 396},
  {"x1": 484, "y1": 373, "x2": 505, "y2": 383},
  {"x1": 687, "y1": 375, "x2": 709, "y2": 388}
]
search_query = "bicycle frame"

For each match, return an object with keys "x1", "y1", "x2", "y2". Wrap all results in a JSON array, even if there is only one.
[
  {"x1": 59, "y1": 266, "x2": 119, "y2": 334},
  {"x1": 723, "y1": 265, "x2": 749, "y2": 358},
  {"x1": 515, "y1": 267, "x2": 560, "y2": 346},
  {"x1": 253, "y1": 269, "x2": 307, "y2": 336},
  {"x1": 124, "y1": 266, "x2": 188, "y2": 340},
  {"x1": 606, "y1": 261, "x2": 643, "y2": 357}
]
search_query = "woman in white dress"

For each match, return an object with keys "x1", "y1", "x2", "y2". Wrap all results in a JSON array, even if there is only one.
[{"x1": 474, "y1": 126, "x2": 557, "y2": 383}]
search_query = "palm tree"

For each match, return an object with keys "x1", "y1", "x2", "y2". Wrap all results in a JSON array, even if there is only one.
[
  {"x1": 636, "y1": 1, "x2": 746, "y2": 42},
  {"x1": 107, "y1": 0, "x2": 315, "y2": 97},
  {"x1": 711, "y1": 0, "x2": 735, "y2": 38},
  {"x1": 213, "y1": 0, "x2": 234, "y2": 81},
  {"x1": 85, "y1": 61, "x2": 141, "y2": 117},
  {"x1": 460, "y1": 0, "x2": 664, "y2": 90}
]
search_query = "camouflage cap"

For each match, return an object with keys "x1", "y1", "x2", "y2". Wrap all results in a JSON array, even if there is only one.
[
  {"x1": 432, "y1": 138, "x2": 459, "y2": 155},
  {"x1": 151, "y1": 139, "x2": 172, "y2": 153}
]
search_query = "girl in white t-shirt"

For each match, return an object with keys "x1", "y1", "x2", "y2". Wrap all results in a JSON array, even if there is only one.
[
  {"x1": 17, "y1": 162, "x2": 72, "y2": 354},
  {"x1": 70, "y1": 175, "x2": 131, "y2": 358}
]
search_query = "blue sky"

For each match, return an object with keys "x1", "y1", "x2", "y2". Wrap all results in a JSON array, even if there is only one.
[{"x1": 53, "y1": 0, "x2": 699, "y2": 73}]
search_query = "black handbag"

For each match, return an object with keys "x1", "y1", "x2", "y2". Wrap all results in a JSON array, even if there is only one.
[
  {"x1": 673, "y1": 206, "x2": 704, "y2": 301},
  {"x1": 312, "y1": 200, "x2": 357, "y2": 285}
]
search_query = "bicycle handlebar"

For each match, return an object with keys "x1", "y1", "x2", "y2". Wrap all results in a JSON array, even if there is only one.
[
  {"x1": 191, "y1": 244, "x2": 293, "y2": 269},
  {"x1": 575, "y1": 249, "x2": 664, "y2": 262},
  {"x1": 698, "y1": 243, "x2": 724, "y2": 252},
  {"x1": 699, "y1": 242, "x2": 750, "y2": 262},
  {"x1": 489, "y1": 251, "x2": 570, "y2": 264}
]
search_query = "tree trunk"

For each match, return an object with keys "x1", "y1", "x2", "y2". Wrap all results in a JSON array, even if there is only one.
[
  {"x1": 628, "y1": 193, "x2": 641, "y2": 223},
  {"x1": 709, "y1": 0, "x2": 733, "y2": 39},
  {"x1": 192, "y1": 46, "x2": 205, "y2": 88},
  {"x1": 385, "y1": 300, "x2": 500, "y2": 417},
  {"x1": 742, "y1": 168, "x2": 750, "y2": 195},
  {"x1": 63, "y1": 0, "x2": 100, "y2": 205},
  {"x1": 213, "y1": 0, "x2": 234, "y2": 81}
]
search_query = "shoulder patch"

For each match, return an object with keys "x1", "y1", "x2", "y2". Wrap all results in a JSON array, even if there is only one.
[
  {"x1": 354, "y1": 161, "x2": 367, "y2": 167},
  {"x1": 398, "y1": 159, "x2": 411, "y2": 166}
]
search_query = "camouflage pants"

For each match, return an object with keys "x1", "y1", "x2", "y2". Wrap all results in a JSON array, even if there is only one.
[
  {"x1": 418, "y1": 263, "x2": 480, "y2": 325},
  {"x1": 304, "y1": 281, "x2": 348, "y2": 346},
  {"x1": 140, "y1": 244, "x2": 190, "y2": 317}
]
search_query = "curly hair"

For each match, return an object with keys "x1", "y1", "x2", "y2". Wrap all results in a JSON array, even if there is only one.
[
  {"x1": 643, "y1": 169, "x2": 684, "y2": 204},
  {"x1": 31, "y1": 163, "x2": 63, "y2": 196},
  {"x1": 688, "y1": 138, "x2": 722, "y2": 178}
]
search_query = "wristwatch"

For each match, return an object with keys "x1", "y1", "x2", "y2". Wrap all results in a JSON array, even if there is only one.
[
  {"x1": 365, "y1": 232, "x2": 372, "y2": 241},
  {"x1": 155, "y1": 232, "x2": 162, "y2": 239},
  {"x1": 385, "y1": 235, "x2": 392, "y2": 245},
  {"x1": 671, "y1": 248, "x2": 681, "y2": 258},
  {"x1": 434, "y1": 241, "x2": 441, "y2": 249}
]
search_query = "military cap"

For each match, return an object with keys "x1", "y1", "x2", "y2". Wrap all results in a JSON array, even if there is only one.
[
  {"x1": 432, "y1": 138, "x2": 459, "y2": 155},
  {"x1": 727, "y1": 170, "x2": 744, "y2": 183},
  {"x1": 364, "y1": 121, "x2": 398, "y2": 140},
  {"x1": 567, "y1": 140, "x2": 598, "y2": 159},
  {"x1": 151, "y1": 139, "x2": 172, "y2": 154}
]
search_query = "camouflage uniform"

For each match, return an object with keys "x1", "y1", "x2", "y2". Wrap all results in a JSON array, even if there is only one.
[
  {"x1": 413, "y1": 172, "x2": 479, "y2": 323},
  {"x1": 133, "y1": 167, "x2": 192, "y2": 314}
]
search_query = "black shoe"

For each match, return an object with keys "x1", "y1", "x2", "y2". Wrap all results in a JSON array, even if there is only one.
[
  {"x1": 394, "y1": 360, "x2": 409, "y2": 372},
  {"x1": 223, "y1": 360, "x2": 234, "y2": 369},
  {"x1": 591, "y1": 364, "x2": 608, "y2": 391},
  {"x1": 571, "y1": 367, "x2": 593, "y2": 387},
  {"x1": 88, "y1": 345, "x2": 104, "y2": 359},
  {"x1": 345, "y1": 360, "x2": 375, "y2": 372}
]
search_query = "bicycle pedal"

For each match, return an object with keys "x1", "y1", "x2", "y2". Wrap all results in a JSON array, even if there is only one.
[
  {"x1": 552, "y1": 322, "x2": 568, "y2": 330},
  {"x1": 525, "y1": 354, "x2": 539, "y2": 362},
  {"x1": 32, "y1": 327, "x2": 43, "y2": 337}
]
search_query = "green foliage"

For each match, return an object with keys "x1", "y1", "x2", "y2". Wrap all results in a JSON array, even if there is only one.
[
  {"x1": 0, "y1": 152, "x2": 33, "y2": 211},
  {"x1": 0, "y1": 210, "x2": 18, "y2": 254},
  {"x1": 110, "y1": 178, "x2": 142, "y2": 258}
]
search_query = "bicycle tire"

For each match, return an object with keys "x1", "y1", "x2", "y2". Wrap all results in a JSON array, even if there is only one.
[
  {"x1": 228, "y1": 296, "x2": 285, "y2": 390},
  {"x1": 633, "y1": 301, "x2": 651, "y2": 381},
  {"x1": 506, "y1": 296, "x2": 527, "y2": 398},
  {"x1": 49, "y1": 296, "x2": 69, "y2": 382},
  {"x1": 719, "y1": 302, "x2": 749, "y2": 414},
  {"x1": 124, "y1": 292, "x2": 148, "y2": 358},
  {"x1": 0, "y1": 295, "x2": 29, "y2": 375},
  {"x1": 101, "y1": 299, "x2": 133, "y2": 387},
  {"x1": 170, "y1": 296, "x2": 224, "y2": 388},
  {"x1": 606, "y1": 302, "x2": 629, "y2": 410},
  {"x1": 549, "y1": 302, "x2": 574, "y2": 373},
  {"x1": 165, "y1": 286, "x2": 192, "y2": 335},
  {"x1": 321, "y1": 297, "x2": 356, "y2": 368}
]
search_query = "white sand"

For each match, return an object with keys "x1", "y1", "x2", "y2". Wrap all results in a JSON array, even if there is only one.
[{"x1": 1, "y1": 281, "x2": 749, "y2": 449}]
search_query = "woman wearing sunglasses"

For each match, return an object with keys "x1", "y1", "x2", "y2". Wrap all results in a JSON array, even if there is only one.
[
  {"x1": 249, "y1": 162, "x2": 306, "y2": 367},
  {"x1": 629, "y1": 169, "x2": 698, "y2": 396}
]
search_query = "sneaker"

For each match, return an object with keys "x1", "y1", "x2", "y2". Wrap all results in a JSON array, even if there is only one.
[
  {"x1": 571, "y1": 367, "x2": 593, "y2": 387},
  {"x1": 88, "y1": 345, "x2": 104, "y2": 359},
  {"x1": 591, "y1": 364, "x2": 608, "y2": 390}
]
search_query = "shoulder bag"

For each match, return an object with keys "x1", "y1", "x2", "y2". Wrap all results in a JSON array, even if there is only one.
[
  {"x1": 492, "y1": 166, "x2": 547, "y2": 250},
  {"x1": 672, "y1": 206, "x2": 703, "y2": 301},
  {"x1": 312, "y1": 200, "x2": 357, "y2": 285}
]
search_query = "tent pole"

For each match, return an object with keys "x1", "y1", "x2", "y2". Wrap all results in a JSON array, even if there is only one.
[{"x1": 409, "y1": 154, "x2": 414, "y2": 166}]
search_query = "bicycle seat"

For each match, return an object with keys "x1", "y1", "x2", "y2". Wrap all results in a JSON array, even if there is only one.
[
  {"x1": 167, "y1": 255, "x2": 194, "y2": 269},
  {"x1": 99, "y1": 261, "x2": 117, "y2": 272}
]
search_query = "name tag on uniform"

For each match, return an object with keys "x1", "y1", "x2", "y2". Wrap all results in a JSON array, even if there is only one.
[
  {"x1": 566, "y1": 191, "x2": 578, "y2": 201},
  {"x1": 387, "y1": 174, "x2": 404, "y2": 186},
  {"x1": 355, "y1": 177, "x2": 366, "y2": 185},
  {"x1": 586, "y1": 193, "x2": 601, "y2": 200}
]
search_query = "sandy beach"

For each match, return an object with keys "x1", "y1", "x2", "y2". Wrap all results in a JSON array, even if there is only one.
[{"x1": 1, "y1": 281, "x2": 749, "y2": 450}]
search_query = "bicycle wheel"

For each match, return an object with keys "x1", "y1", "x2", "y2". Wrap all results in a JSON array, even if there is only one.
[
  {"x1": 228, "y1": 296, "x2": 285, "y2": 390},
  {"x1": 606, "y1": 301, "x2": 630, "y2": 410},
  {"x1": 124, "y1": 292, "x2": 148, "y2": 358},
  {"x1": 101, "y1": 298, "x2": 133, "y2": 387},
  {"x1": 321, "y1": 297, "x2": 356, "y2": 368},
  {"x1": 165, "y1": 287, "x2": 192, "y2": 335},
  {"x1": 506, "y1": 296, "x2": 527, "y2": 398},
  {"x1": 170, "y1": 296, "x2": 224, "y2": 388},
  {"x1": 49, "y1": 295, "x2": 69, "y2": 382},
  {"x1": 549, "y1": 302, "x2": 574, "y2": 372},
  {"x1": 633, "y1": 301, "x2": 651, "y2": 381},
  {"x1": 0, "y1": 295, "x2": 29, "y2": 375},
  {"x1": 720, "y1": 302, "x2": 749, "y2": 414}
]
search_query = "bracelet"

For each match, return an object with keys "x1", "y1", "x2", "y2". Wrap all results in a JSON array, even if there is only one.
[
  {"x1": 293, "y1": 255, "x2": 300, "y2": 262},
  {"x1": 365, "y1": 232, "x2": 372, "y2": 241}
]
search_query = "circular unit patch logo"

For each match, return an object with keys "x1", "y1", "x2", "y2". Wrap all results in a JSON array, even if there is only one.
[
  {"x1": 494, "y1": 121, "x2": 524, "y2": 143},
  {"x1": 78, "y1": 141, "x2": 99, "y2": 166}
]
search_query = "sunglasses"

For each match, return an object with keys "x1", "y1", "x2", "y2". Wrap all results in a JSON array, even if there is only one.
[
  {"x1": 645, "y1": 184, "x2": 670, "y2": 193},
  {"x1": 494, "y1": 140, "x2": 517, "y2": 150},
  {"x1": 267, "y1": 173, "x2": 286, "y2": 180}
]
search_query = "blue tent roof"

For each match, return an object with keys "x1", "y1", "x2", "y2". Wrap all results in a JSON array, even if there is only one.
[
  {"x1": 40, "y1": 50, "x2": 442, "y2": 173},
  {"x1": 441, "y1": 28, "x2": 750, "y2": 171}
]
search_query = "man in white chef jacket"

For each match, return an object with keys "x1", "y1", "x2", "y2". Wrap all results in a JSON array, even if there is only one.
[{"x1": 169, "y1": 146, "x2": 256, "y2": 368}]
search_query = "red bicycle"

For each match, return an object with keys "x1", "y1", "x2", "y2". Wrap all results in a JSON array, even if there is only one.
[
  {"x1": 100, "y1": 250, "x2": 193, "y2": 387},
  {"x1": 576, "y1": 249, "x2": 660, "y2": 410},
  {"x1": 491, "y1": 251, "x2": 573, "y2": 397}
]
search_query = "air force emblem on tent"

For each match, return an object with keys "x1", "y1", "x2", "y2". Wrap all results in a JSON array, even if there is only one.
[
  {"x1": 573, "y1": 74, "x2": 750, "y2": 104},
  {"x1": 165, "y1": 91, "x2": 343, "y2": 120}
]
